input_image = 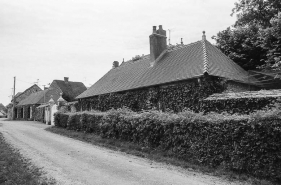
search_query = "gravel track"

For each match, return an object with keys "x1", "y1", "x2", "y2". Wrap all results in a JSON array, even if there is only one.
[{"x1": 0, "y1": 119, "x2": 247, "y2": 185}]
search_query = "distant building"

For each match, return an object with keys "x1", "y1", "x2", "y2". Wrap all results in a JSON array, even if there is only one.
[
  {"x1": 0, "y1": 103, "x2": 7, "y2": 118},
  {"x1": 15, "y1": 77, "x2": 87, "y2": 123},
  {"x1": 7, "y1": 84, "x2": 42, "y2": 119}
]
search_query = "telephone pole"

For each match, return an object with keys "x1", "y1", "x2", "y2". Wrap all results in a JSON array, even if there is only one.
[{"x1": 12, "y1": 76, "x2": 16, "y2": 120}]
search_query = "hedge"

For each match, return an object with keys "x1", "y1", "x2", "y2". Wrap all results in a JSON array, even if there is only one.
[
  {"x1": 54, "y1": 109, "x2": 281, "y2": 182},
  {"x1": 202, "y1": 97, "x2": 280, "y2": 114}
]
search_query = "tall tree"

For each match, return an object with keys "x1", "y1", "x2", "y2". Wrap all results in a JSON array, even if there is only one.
[{"x1": 213, "y1": 0, "x2": 281, "y2": 70}]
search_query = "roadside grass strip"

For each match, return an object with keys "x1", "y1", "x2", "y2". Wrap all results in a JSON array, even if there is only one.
[
  {"x1": 0, "y1": 132, "x2": 56, "y2": 185},
  {"x1": 46, "y1": 126, "x2": 275, "y2": 185}
]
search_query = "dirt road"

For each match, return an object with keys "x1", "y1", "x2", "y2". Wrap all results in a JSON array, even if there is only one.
[{"x1": 0, "y1": 119, "x2": 246, "y2": 185}]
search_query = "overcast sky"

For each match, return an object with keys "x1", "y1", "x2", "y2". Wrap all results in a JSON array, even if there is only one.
[{"x1": 0, "y1": 0, "x2": 237, "y2": 105}]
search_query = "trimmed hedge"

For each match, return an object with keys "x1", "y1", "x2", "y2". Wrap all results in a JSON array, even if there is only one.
[{"x1": 54, "y1": 109, "x2": 281, "y2": 182}]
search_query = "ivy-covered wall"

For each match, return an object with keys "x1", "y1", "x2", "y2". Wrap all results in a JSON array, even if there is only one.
[
  {"x1": 78, "y1": 76, "x2": 226, "y2": 112},
  {"x1": 34, "y1": 107, "x2": 45, "y2": 122}
]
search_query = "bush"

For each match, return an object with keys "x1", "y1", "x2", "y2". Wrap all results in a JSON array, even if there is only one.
[
  {"x1": 202, "y1": 97, "x2": 281, "y2": 114},
  {"x1": 54, "y1": 108, "x2": 281, "y2": 182}
]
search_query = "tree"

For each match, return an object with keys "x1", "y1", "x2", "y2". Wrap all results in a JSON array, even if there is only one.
[
  {"x1": 213, "y1": 0, "x2": 281, "y2": 70},
  {"x1": 232, "y1": 0, "x2": 281, "y2": 28},
  {"x1": 259, "y1": 12, "x2": 281, "y2": 69}
]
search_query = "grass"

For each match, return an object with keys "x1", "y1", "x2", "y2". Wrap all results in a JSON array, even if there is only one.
[
  {"x1": 0, "y1": 132, "x2": 56, "y2": 185},
  {"x1": 46, "y1": 126, "x2": 276, "y2": 185}
]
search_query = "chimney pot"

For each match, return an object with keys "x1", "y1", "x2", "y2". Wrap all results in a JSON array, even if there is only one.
[
  {"x1": 64, "y1": 77, "x2": 69, "y2": 82},
  {"x1": 181, "y1": 38, "x2": 183, "y2": 44},
  {"x1": 152, "y1": 26, "x2": 157, "y2": 33},
  {"x1": 156, "y1": 25, "x2": 166, "y2": 36}
]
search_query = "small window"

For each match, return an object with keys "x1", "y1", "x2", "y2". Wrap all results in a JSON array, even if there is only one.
[{"x1": 21, "y1": 108, "x2": 24, "y2": 118}]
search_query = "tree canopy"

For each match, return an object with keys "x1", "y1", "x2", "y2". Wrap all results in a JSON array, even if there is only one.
[{"x1": 213, "y1": 0, "x2": 281, "y2": 71}]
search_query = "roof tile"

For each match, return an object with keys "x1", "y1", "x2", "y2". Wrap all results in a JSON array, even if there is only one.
[{"x1": 77, "y1": 40, "x2": 254, "y2": 99}]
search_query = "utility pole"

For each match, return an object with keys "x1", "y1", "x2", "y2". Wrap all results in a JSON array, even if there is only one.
[
  {"x1": 43, "y1": 85, "x2": 46, "y2": 103},
  {"x1": 12, "y1": 76, "x2": 16, "y2": 120}
]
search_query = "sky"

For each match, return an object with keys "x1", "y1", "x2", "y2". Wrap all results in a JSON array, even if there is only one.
[{"x1": 0, "y1": 0, "x2": 237, "y2": 105}]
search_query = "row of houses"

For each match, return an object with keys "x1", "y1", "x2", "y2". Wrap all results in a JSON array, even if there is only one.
[
  {"x1": 8, "y1": 77, "x2": 86, "y2": 124},
  {"x1": 9, "y1": 25, "x2": 281, "y2": 123}
]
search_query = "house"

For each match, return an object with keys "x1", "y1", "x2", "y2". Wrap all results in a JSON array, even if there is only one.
[
  {"x1": 15, "y1": 77, "x2": 87, "y2": 123},
  {"x1": 7, "y1": 84, "x2": 42, "y2": 119},
  {"x1": 0, "y1": 103, "x2": 7, "y2": 118},
  {"x1": 76, "y1": 25, "x2": 259, "y2": 112},
  {"x1": 0, "y1": 110, "x2": 6, "y2": 118},
  {"x1": 0, "y1": 103, "x2": 7, "y2": 113}
]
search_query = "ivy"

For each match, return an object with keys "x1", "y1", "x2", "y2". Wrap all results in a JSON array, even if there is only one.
[
  {"x1": 78, "y1": 76, "x2": 225, "y2": 113},
  {"x1": 202, "y1": 97, "x2": 281, "y2": 114}
]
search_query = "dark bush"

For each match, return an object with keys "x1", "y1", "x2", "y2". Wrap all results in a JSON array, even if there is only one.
[{"x1": 202, "y1": 97, "x2": 280, "y2": 114}]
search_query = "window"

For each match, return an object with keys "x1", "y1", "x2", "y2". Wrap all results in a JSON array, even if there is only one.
[
  {"x1": 21, "y1": 108, "x2": 24, "y2": 118},
  {"x1": 30, "y1": 107, "x2": 32, "y2": 118}
]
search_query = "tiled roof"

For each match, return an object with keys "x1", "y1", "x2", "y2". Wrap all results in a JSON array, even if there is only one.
[
  {"x1": 0, "y1": 110, "x2": 6, "y2": 116},
  {"x1": 0, "y1": 103, "x2": 7, "y2": 112},
  {"x1": 205, "y1": 89, "x2": 281, "y2": 101},
  {"x1": 52, "y1": 80, "x2": 87, "y2": 102},
  {"x1": 17, "y1": 80, "x2": 87, "y2": 106},
  {"x1": 77, "y1": 40, "x2": 255, "y2": 99},
  {"x1": 17, "y1": 90, "x2": 47, "y2": 106},
  {"x1": 17, "y1": 88, "x2": 61, "y2": 106},
  {"x1": 15, "y1": 92, "x2": 22, "y2": 98},
  {"x1": 12, "y1": 84, "x2": 42, "y2": 103}
]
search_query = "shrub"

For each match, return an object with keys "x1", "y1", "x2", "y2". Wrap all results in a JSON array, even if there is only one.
[{"x1": 53, "y1": 108, "x2": 281, "y2": 182}]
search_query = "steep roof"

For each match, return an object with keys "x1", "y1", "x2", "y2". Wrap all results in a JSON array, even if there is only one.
[
  {"x1": 77, "y1": 39, "x2": 256, "y2": 99},
  {"x1": 12, "y1": 84, "x2": 42, "y2": 103},
  {"x1": 0, "y1": 110, "x2": 6, "y2": 117},
  {"x1": 0, "y1": 103, "x2": 7, "y2": 113},
  {"x1": 51, "y1": 80, "x2": 87, "y2": 102},
  {"x1": 17, "y1": 79, "x2": 87, "y2": 106},
  {"x1": 16, "y1": 88, "x2": 61, "y2": 106},
  {"x1": 17, "y1": 90, "x2": 47, "y2": 106},
  {"x1": 15, "y1": 92, "x2": 22, "y2": 97}
]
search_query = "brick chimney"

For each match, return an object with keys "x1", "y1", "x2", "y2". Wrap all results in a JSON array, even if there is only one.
[
  {"x1": 149, "y1": 25, "x2": 167, "y2": 62},
  {"x1": 64, "y1": 77, "x2": 69, "y2": 83},
  {"x1": 112, "y1": 61, "x2": 119, "y2": 68}
]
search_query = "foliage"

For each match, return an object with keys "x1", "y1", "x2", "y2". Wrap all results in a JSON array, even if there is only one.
[
  {"x1": 132, "y1": 55, "x2": 142, "y2": 61},
  {"x1": 213, "y1": 25, "x2": 266, "y2": 70},
  {"x1": 34, "y1": 107, "x2": 44, "y2": 122},
  {"x1": 213, "y1": 0, "x2": 281, "y2": 70},
  {"x1": 202, "y1": 97, "x2": 281, "y2": 114},
  {"x1": 232, "y1": 0, "x2": 281, "y2": 28},
  {"x1": 79, "y1": 76, "x2": 225, "y2": 113},
  {"x1": 54, "y1": 108, "x2": 281, "y2": 182}
]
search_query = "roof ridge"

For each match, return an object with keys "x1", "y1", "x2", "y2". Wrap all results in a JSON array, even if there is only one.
[
  {"x1": 201, "y1": 39, "x2": 209, "y2": 74},
  {"x1": 167, "y1": 40, "x2": 201, "y2": 52}
]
